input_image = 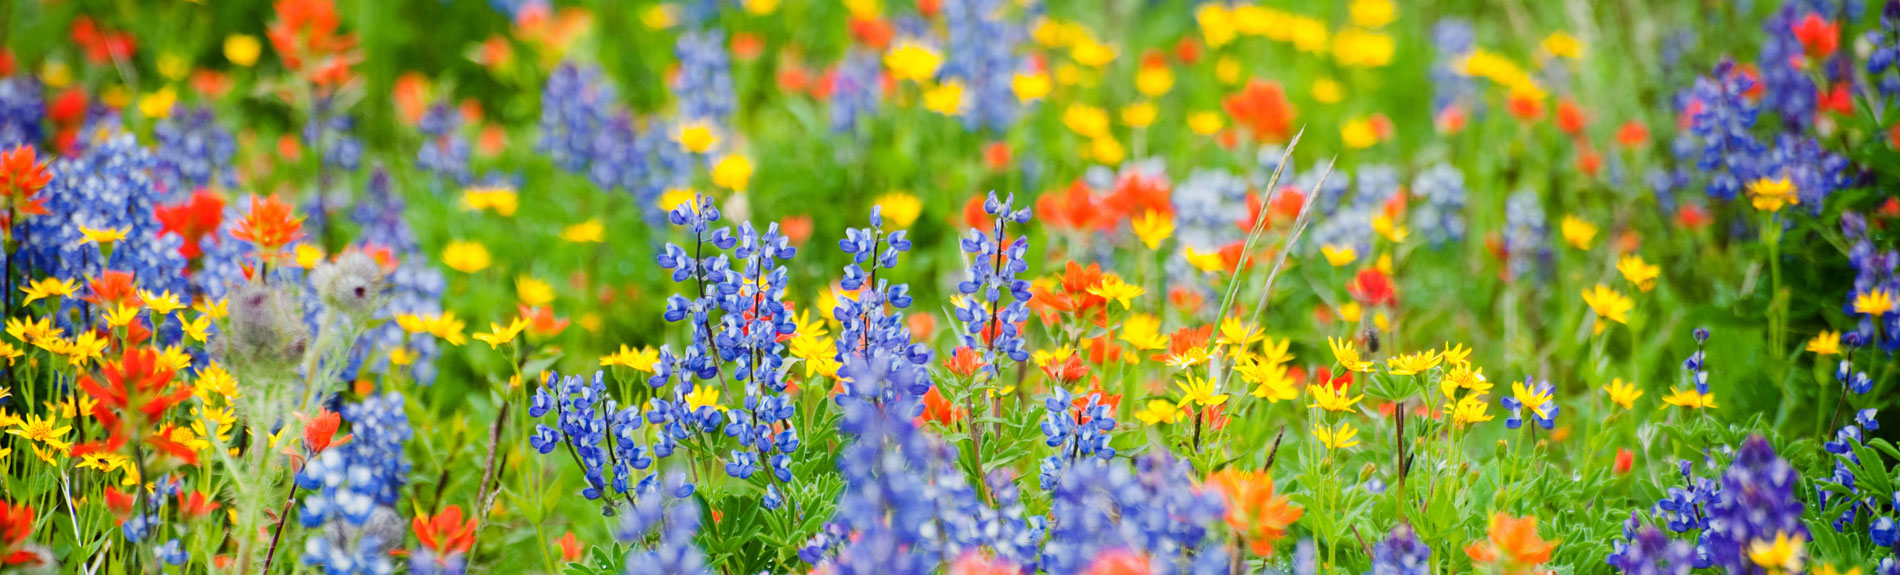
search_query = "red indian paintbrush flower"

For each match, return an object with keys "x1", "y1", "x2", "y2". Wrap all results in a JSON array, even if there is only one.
[
  {"x1": 155, "y1": 189, "x2": 227, "y2": 260},
  {"x1": 1465, "y1": 513, "x2": 1558, "y2": 575},
  {"x1": 0, "y1": 145, "x2": 52, "y2": 231},
  {"x1": 305, "y1": 409, "x2": 347, "y2": 454},
  {"x1": 414, "y1": 505, "x2": 479, "y2": 561},
  {"x1": 232, "y1": 194, "x2": 306, "y2": 263},
  {"x1": 0, "y1": 501, "x2": 40, "y2": 565},
  {"x1": 1205, "y1": 470, "x2": 1303, "y2": 557},
  {"x1": 1222, "y1": 79, "x2": 1296, "y2": 144},
  {"x1": 73, "y1": 346, "x2": 195, "y2": 464}
]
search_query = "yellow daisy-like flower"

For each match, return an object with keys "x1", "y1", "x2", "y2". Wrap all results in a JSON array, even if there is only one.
[
  {"x1": 923, "y1": 80, "x2": 966, "y2": 116},
  {"x1": 461, "y1": 186, "x2": 519, "y2": 216},
  {"x1": 194, "y1": 298, "x2": 228, "y2": 319},
  {"x1": 80, "y1": 225, "x2": 128, "y2": 245},
  {"x1": 8, "y1": 412, "x2": 72, "y2": 451},
  {"x1": 1134, "y1": 399, "x2": 1182, "y2": 425},
  {"x1": 19, "y1": 277, "x2": 79, "y2": 305},
  {"x1": 1121, "y1": 101, "x2": 1158, "y2": 129},
  {"x1": 1188, "y1": 111, "x2": 1224, "y2": 135},
  {"x1": 1855, "y1": 288, "x2": 1894, "y2": 317},
  {"x1": 472, "y1": 316, "x2": 530, "y2": 349},
  {"x1": 1349, "y1": 0, "x2": 1396, "y2": 28},
  {"x1": 684, "y1": 385, "x2": 725, "y2": 412},
  {"x1": 676, "y1": 122, "x2": 720, "y2": 154},
  {"x1": 561, "y1": 219, "x2": 606, "y2": 243},
  {"x1": 396, "y1": 312, "x2": 469, "y2": 346},
  {"x1": 1088, "y1": 274, "x2": 1144, "y2": 310},
  {"x1": 1441, "y1": 342, "x2": 1472, "y2": 368},
  {"x1": 1308, "y1": 382, "x2": 1364, "y2": 412},
  {"x1": 1617, "y1": 254, "x2": 1662, "y2": 292},
  {"x1": 1603, "y1": 378, "x2": 1643, "y2": 410},
  {"x1": 1327, "y1": 336, "x2": 1375, "y2": 373},
  {"x1": 103, "y1": 303, "x2": 142, "y2": 329},
  {"x1": 885, "y1": 40, "x2": 944, "y2": 83},
  {"x1": 442, "y1": 241, "x2": 492, "y2": 273},
  {"x1": 194, "y1": 363, "x2": 239, "y2": 401},
  {"x1": 1439, "y1": 366, "x2": 1490, "y2": 398},
  {"x1": 1062, "y1": 104, "x2": 1111, "y2": 140},
  {"x1": 139, "y1": 290, "x2": 187, "y2": 317},
  {"x1": 1746, "y1": 178, "x2": 1800, "y2": 213},
  {"x1": 1384, "y1": 349, "x2": 1443, "y2": 376},
  {"x1": 601, "y1": 345, "x2": 661, "y2": 373},
  {"x1": 1448, "y1": 396, "x2": 1493, "y2": 426},
  {"x1": 1132, "y1": 210, "x2": 1174, "y2": 250},
  {"x1": 1216, "y1": 317, "x2": 1264, "y2": 349},
  {"x1": 1312, "y1": 421, "x2": 1360, "y2": 449},
  {"x1": 1118, "y1": 314, "x2": 1169, "y2": 351},
  {"x1": 1321, "y1": 244, "x2": 1357, "y2": 267},
  {"x1": 516, "y1": 276, "x2": 556, "y2": 307},
  {"x1": 1239, "y1": 359, "x2": 1297, "y2": 402},
  {"x1": 1581, "y1": 284, "x2": 1634, "y2": 333},
  {"x1": 1746, "y1": 532, "x2": 1804, "y2": 575},
  {"x1": 1660, "y1": 387, "x2": 1718, "y2": 410},
  {"x1": 1175, "y1": 375, "x2": 1229, "y2": 408},
  {"x1": 1560, "y1": 216, "x2": 1597, "y2": 250},
  {"x1": 711, "y1": 155, "x2": 755, "y2": 192},
  {"x1": 1511, "y1": 379, "x2": 1555, "y2": 420},
  {"x1": 873, "y1": 192, "x2": 923, "y2": 229},
  {"x1": 224, "y1": 34, "x2": 262, "y2": 67},
  {"x1": 1183, "y1": 247, "x2": 1226, "y2": 274},
  {"x1": 1806, "y1": 331, "x2": 1841, "y2": 356},
  {"x1": 1542, "y1": 31, "x2": 1584, "y2": 59},
  {"x1": 0, "y1": 342, "x2": 21, "y2": 366},
  {"x1": 1011, "y1": 71, "x2": 1051, "y2": 102}
]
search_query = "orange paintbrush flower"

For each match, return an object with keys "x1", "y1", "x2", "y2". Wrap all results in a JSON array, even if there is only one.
[
  {"x1": 0, "y1": 145, "x2": 51, "y2": 233},
  {"x1": 414, "y1": 505, "x2": 478, "y2": 560},
  {"x1": 1465, "y1": 513, "x2": 1558, "y2": 575},
  {"x1": 1205, "y1": 469, "x2": 1304, "y2": 557},
  {"x1": 232, "y1": 194, "x2": 307, "y2": 262}
]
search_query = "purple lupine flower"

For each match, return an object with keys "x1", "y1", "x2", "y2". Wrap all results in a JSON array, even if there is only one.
[
  {"x1": 1689, "y1": 60, "x2": 1765, "y2": 201},
  {"x1": 0, "y1": 75, "x2": 42, "y2": 149},
  {"x1": 298, "y1": 392, "x2": 412, "y2": 575},
  {"x1": 835, "y1": 207, "x2": 931, "y2": 402},
  {"x1": 1502, "y1": 188, "x2": 1549, "y2": 282},
  {"x1": 940, "y1": 0, "x2": 1025, "y2": 132},
  {"x1": 538, "y1": 63, "x2": 614, "y2": 174},
  {"x1": 527, "y1": 371, "x2": 651, "y2": 510},
  {"x1": 1429, "y1": 19, "x2": 1478, "y2": 117},
  {"x1": 674, "y1": 30, "x2": 735, "y2": 128},
  {"x1": 1367, "y1": 525, "x2": 1430, "y2": 575},
  {"x1": 417, "y1": 101, "x2": 471, "y2": 185},
  {"x1": 18, "y1": 130, "x2": 189, "y2": 310},
  {"x1": 954, "y1": 192, "x2": 1033, "y2": 376},
  {"x1": 1703, "y1": 436, "x2": 1807, "y2": 575},
  {"x1": 1039, "y1": 452, "x2": 1226, "y2": 575},
  {"x1": 1411, "y1": 162, "x2": 1467, "y2": 247},
  {"x1": 151, "y1": 105, "x2": 237, "y2": 199},
  {"x1": 830, "y1": 49, "x2": 884, "y2": 133},
  {"x1": 1609, "y1": 524, "x2": 1696, "y2": 575}
]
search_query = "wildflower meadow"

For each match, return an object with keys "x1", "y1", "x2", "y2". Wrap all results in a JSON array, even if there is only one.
[{"x1": 0, "y1": 0, "x2": 1894, "y2": 574}]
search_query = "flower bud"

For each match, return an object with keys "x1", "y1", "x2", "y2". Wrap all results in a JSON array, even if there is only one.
[
  {"x1": 311, "y1": 249, "x2": 389, "y2": 321},
  {"x1": 216, "y1": 281, "x2": 310, "y2": 384}
]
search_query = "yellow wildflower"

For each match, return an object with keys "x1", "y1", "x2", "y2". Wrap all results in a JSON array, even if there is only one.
[
  {"x1": 462, "y1": 186, "x2": 519, "y2": 216},
  {"x1": 1313, "y1": 421, "x2": 1360, "y2": 449},
  {"x1": 442, "y1": 241, "x2": 491, "y2": 273},
  {"x1": 1088, "y1": 274, "x2": 1144, "y2": 310},
  {"x1": 874, "y1": 192, "x2": 923, "y2": 228},
  {"x1": 712, "y1": 155, "x2": 754, "y2": 192},
  {"x1": 1806, "y1": 331, "x2": 1841, "y2": 356},
  {"x1": 1560, "y1": 216, "x2": 1597, "y2": 250},
  {"x1": 1603, "y1": 378, "x2": 1643, "y2": 410},
  {"x1": 1132, "y1": 210, "x2": 1174, "y2": 250},
  {"x1": 1328, "y1": 337, "x2": 1375, "y2": 373},
  {"x1": 561, "y1": 219, "x2": 606, "y2": 243},
  {"x1": 1617, "y1": 255, "x2": 1661, "y2": 292}
]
